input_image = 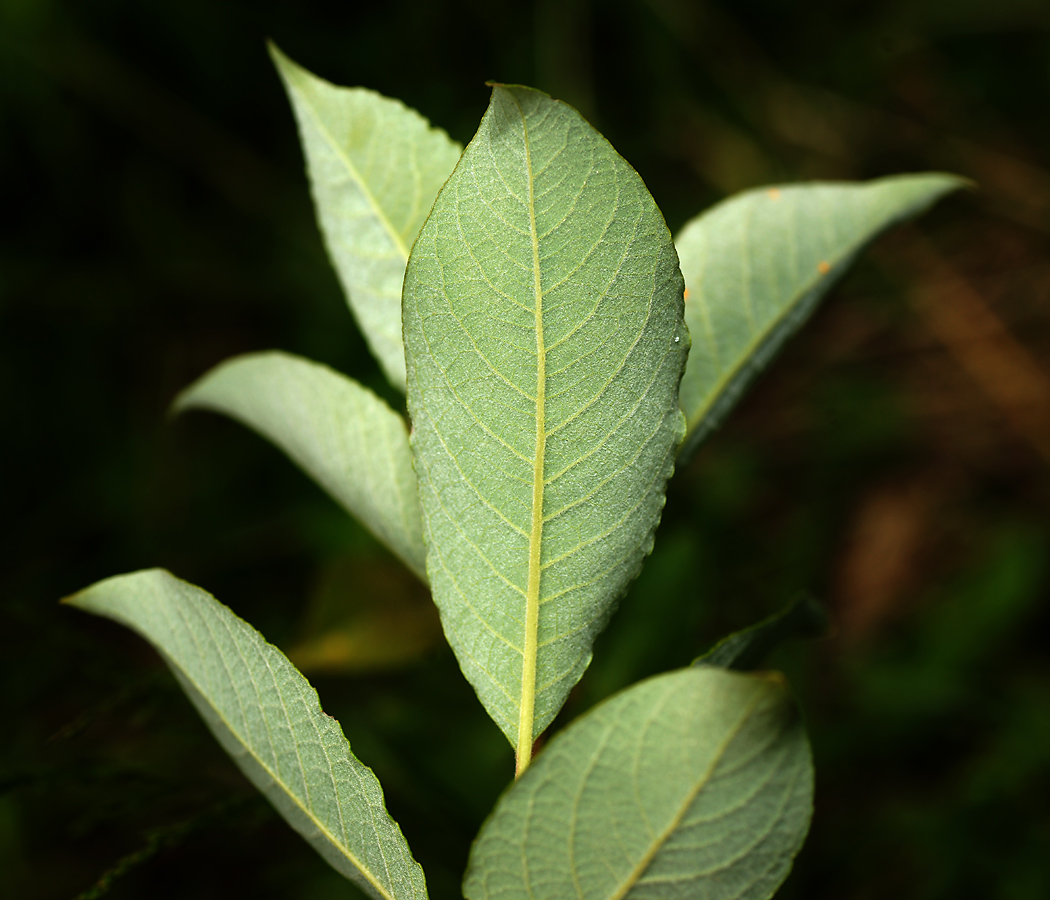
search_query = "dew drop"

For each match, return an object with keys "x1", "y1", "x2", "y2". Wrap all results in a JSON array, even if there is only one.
[{"x1": 674, "y1": 335, "x2": 680, "y2": 343}]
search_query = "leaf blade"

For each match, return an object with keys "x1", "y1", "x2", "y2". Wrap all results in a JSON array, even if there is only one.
[
  {"x1": 174, "y1": 351, "x2": 426, "y2": 580},
  {"x1": 271, "y1": 44, "x2": 462, "y2": 390},
  {"x1": 676, "y1": 173, "x2": 968, "y2": 459},
  {"x1": 174, "y1": 348, "x2": 424, "y2": 579},
  {"x1": 464, "y1": 666, "x2": 812, "y2": 900},
  {"x1": 403, "y1": 85, "x2": 689, "y2": 757},
  {"x1": 66, "y1": 569, "x2": 428, "y2": 900},
  {"x1": 694, "y1": 593, "x2": 829, "y2": 671}
]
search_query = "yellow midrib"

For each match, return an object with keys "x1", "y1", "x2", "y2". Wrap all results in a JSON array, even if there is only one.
[
  {"x1": 606, "y1": 684, "x2": 769, "y2": 900},
  {"x1": 139, "y1": 604, "x2": 406, "y2": 900},
  {"x1": 684, "y1": 252, "x2": 849, "y2": 437},
  {"x1": 516, "y1": 91, "x2": 545, "y2": 778},
  {"x1": 295, "y1": 79, "x2": 411, "y2": 262}
]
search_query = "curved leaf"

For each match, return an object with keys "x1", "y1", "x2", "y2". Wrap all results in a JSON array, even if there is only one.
[
  {"x1": 464, "y1": 666, "x2": 812, "y2": 900},
  {"x1": 402, "y1": 85, "x2": 689, "y2": 766},
  {"x1": 694, "y1": 593, "x2": 829, "y2": 670},
  {"x1": 676, "y1": 173, "x2": 968, "y2": 460},
  {"x1": 271, "y1": 44, "x2": 462, "y2": 390},
  {"x1": 65, "y1": 569, "x2": 428, "y2": 900},
  {"x1": 174, "y1": 351, "x2": 426, "y2": 580}
]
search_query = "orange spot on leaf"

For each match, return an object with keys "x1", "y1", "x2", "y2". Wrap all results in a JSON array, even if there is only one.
[
  {"x1": 817, "y1": 260, "x2": 831, "y2": 275},
  {"x1": 767, "y1": 188, "x2": 782, "y2": 200},
  {"x1": 683, "y1": 287, "x2": 690, "y2": 302}
]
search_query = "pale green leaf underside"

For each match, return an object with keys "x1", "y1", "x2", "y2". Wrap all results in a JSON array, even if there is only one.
[
  {"x1": 676, "y1": 173, "x2": 967, "y2": 460},
  {"x1": 464, "y1": 666, "x2": 812, "y2": 900},
  {"x1": 271, "y1": 44, "x2": 462, "y2": 391},
  {"x1": 174, "y1": 351, "x2": 425, "y2": 580},
  {"x1": 66, "y1": 570, "x2": 427, "y2": 900},
  {"x1": 403, "y1": 85, "x2": 688, "y2": 749}
]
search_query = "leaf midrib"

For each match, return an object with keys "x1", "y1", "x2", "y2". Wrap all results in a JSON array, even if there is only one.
[
  {"x1": 516, "y1": 89, "x2": 545, "y2": 778},
  {"x1": 294, "y1": 79, "x2": 412, "y2": 263},
  {"x1": 174, "y1": 609, "x2": 401, "y2": 900},
  {"x1": 606, "y1": 684, "x2": 768, "y2": 900},
  {"x1": 684, "y1": 240, "x2": 855, "y2": 437}
]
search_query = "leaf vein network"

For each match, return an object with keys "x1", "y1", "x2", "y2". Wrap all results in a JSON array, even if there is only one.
[
  {"x1": 180, "y1": 599, "x2": 260, "y2": 767},
  {"x1": 421, "y1": 405, "x2": 531, "y2": 542},
  {"x1": 453, "y1": 195, "x2": 536, "y2": 317},
  {"x1": 543, "y1": 336, "x2": 674, "y2": 493},
  {"x1": 604, "y1": 686, "x2": 767, "y2": 900},
  {"x1": 415, "y1": 410, "x2": 530, "y2": 598},
  {"x1": 481, "y1": 133, "x2": 527, "y2": 207},
  {"x1": 542, "y1": 221, "x2": 653, "y2": 439},
  {"x1": 166, "y1": 582, "x2": 396, "y2": 896},
  {"x1": 419, "y1": 336, "x2": 533, "y2": 466},
  {"x1": 539, "y1": 438, "x2": 669, "y2": 576},
  {"x1": 420, "y1": 280, "x2": 537, "y2": 432},
  {"x1": 566, "y1": 719, "x2": 617, "y2": 900},
  {"x1": 540, "y1": 196, "x2": 624, "y2": 298},
  {"x1": 298, "y1": 87, "x2": 410, "y2": 261},
  {"x1": 416, "y1": 508, "x2": 524, "y2": 690},
  {"x1": 544, "y1": 320, "x2": 614, "y2": 381}
]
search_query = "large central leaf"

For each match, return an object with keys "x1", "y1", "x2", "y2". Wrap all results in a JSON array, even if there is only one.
[{"x1": 403, "y1": 85, "x2": 688, "y2": 768}]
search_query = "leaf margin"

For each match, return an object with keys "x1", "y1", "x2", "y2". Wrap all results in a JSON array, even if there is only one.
[
  {"x1": 463, "y1": 664, "x2": 813, "y2": 900},
  {"x1": 676, "y1": 172, "x2": 971, "y2": 460},
  {"x1": 64, "y1": 568, "x2": 429, "y2": 900},
  {"x1": 173, "y1": 350, "x2": 427, "y2": 581}
]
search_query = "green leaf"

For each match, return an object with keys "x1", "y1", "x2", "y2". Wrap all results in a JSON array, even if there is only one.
[
  {"x1": 402, "y1": 85, "x2": 689, "y2": 767},
  {"x1": 65, "y1": 569, "x2": 428, "y2": 900},
  {"x1": 694, "y1": 593, "x2": 829, "y2": 670},
  {"x1": 174, "y1": 351, "x2": 426, "y2": 580},
  {"x1": 464, "y1": 666, "x2": 812, "y2": 900},
  {"x1": 271, "y1": 44, "x2": 462, "y2": 391},
  {"x1": 676, "y1": 173, "x2": 968, "y2": 459}
]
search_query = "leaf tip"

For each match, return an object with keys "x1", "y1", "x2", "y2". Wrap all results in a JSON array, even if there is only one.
[
  {"x1": 266, "y1": 39, "x2": 292, "y2": 71},
  {"x1": 267, "y1": 40, "x2": 310, "y2": 92}
]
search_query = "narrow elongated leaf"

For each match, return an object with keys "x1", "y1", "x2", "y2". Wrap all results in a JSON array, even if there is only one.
[
  {"x1": 676, "y1": 174, "x2": 967, "y2": 459},
  {"x1": 403, "y1": 85, "x2": 689, "y2": 763},
  {"x1": 174, "y1": 351, "x2": 426, "y2": 580},
  {"x1": 694, "y1": 593, "x2": 829, "y2": 670},
  {"x1": 66, "y1": 569, "x2": 428, "y2": 900},
  {"x1": 464, "y1": 666, "x2": 812, "y2": 900},
  {"x1": 271, "y1": 44, "x2": 462, "y2": 390}
]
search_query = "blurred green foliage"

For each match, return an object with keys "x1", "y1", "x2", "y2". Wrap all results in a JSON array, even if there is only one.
[{"x1": 2, "y1": 1, "x2": 1048, "y2": 898}]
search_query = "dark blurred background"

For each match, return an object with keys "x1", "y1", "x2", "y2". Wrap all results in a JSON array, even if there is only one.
[{"x1": 2, "y1": 1, "x2": 1049, "y2": 897}]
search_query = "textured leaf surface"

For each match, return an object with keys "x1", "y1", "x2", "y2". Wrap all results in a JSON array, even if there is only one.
[
  {"x1": 272, "y1": 45, "x2": 462, "y2": 390},
  {"x1": 694, "y1": 594, "x2": 828, "y2": 671},
  {"x1": 464, "y1": 666, "x2": 812, "y2": 900},
  {"x1": 676, "y1": 174, "x2": 967, "y2": 459},
  {"x1": 66, "y1": 570, "x2": 428, "y2": 900},
  {"x1": 175, "y1": 351, "x2": 425, "y2": 580},
  {"x1": 403, "y1": 85, "x2": 689, "y2": 759}
]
